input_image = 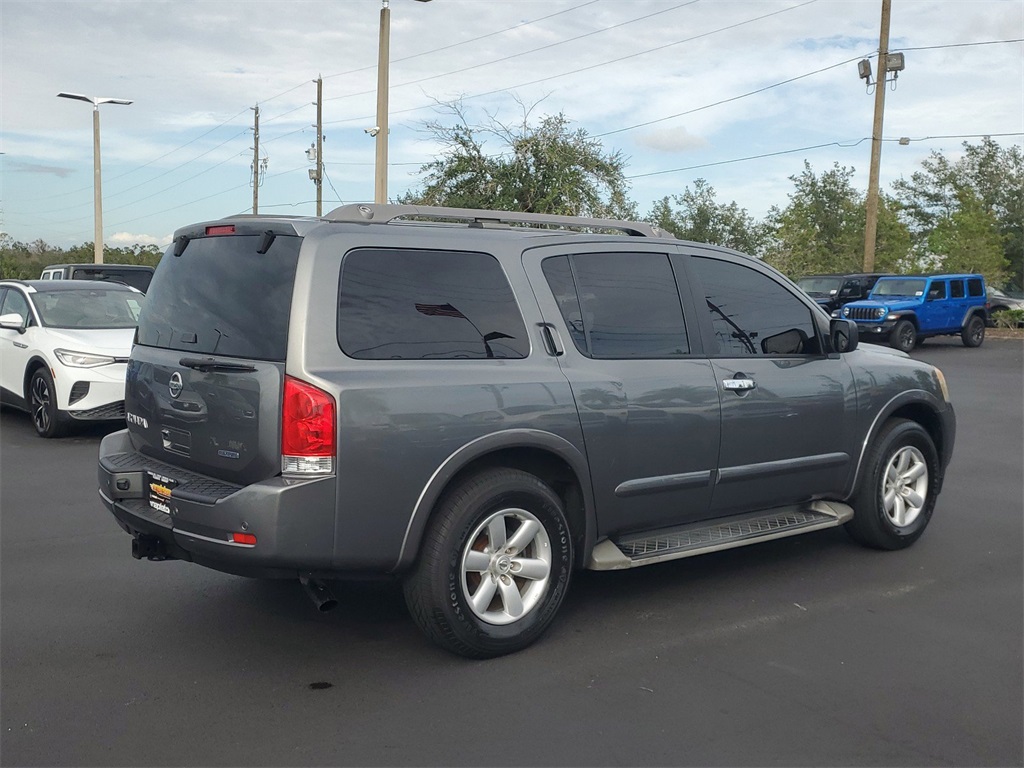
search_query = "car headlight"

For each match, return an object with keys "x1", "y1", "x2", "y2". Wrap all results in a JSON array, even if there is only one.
[
  {"x1": 934, "y1": 367, "x2": 951, "y2": 402},
  {"x1": 842, "y1": 307, "x2": 850, "y2": 317},
  {"x1": 54, "y1": 349, "x2": 117, "y2": 368},
  {"x1": 875, "y1": 307, "x2": 887, "y2": 318}
]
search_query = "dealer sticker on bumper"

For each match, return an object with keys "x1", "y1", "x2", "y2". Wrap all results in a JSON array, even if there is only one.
[{"x1": 147, "y1": 471, "x2": 178, "y2": 515}]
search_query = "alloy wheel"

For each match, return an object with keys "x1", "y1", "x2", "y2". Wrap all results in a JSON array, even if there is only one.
[
  {"x1": 460, "y1": 507, "x2": 552, "y2": 625},
  {"x1": 882, "y1": 445, "x2": 929, "y2": 528}
]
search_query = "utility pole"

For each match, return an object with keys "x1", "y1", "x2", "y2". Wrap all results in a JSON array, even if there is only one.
[
  {"x1": 251, "y1": 104, "x2": 261, "y2": 214},
  {"x1": 863, "y1": 0, "x2": 893, "y2": 272},
  {"x1": 315, "y1": 77, "x2": 323, "y2": 216},
  {"x1": 374, "y1": 0, "x2": 390, "y2": 204}
]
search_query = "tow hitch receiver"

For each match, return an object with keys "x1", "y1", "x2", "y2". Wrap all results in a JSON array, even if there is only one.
[{"x1": 132, "y1": 534, "x2": 171, "y2": 561}]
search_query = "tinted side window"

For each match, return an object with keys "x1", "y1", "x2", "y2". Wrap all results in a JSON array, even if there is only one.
[
  {"x1": 927, "y1": 281, "x2": 947, "y2": 300},
  {"x1": 338, "y1": 248, "x2": 528, "y2": 360},
  {"x1": 542, "y1": 252, "x2": 689, "y2": 358},
  {"x1": 950, "y1": 280, "x2": 966, "y2": 298},
  {"x1": 967, "y1": 278, "x2": 984, "y2": 297},
  {"x1": 690, "y1": 256, "x2": 821, "y2": 356}
]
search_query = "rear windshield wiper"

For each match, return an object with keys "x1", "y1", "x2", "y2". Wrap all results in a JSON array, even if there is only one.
[{"x1": 178, "y1": 356, "x2": 257, "y2": 373}]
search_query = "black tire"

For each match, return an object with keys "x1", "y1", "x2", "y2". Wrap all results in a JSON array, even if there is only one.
[
  {"x1": 889, "y1": 319, "x2": 916, "y2": 352},
  {"x1": 29, "y1": 367, "x2": 69, "y2": 438},
  {"x1": 403, "y1": 468, "x2": 573, "y2": 658},
  {"x1": 961, "y1": 314, "x2": 985, "y2": 347},
  {"x1": 845, "y1": 418, "x2": 939, "y2": 550}
]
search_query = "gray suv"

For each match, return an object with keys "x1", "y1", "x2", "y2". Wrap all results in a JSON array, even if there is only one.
[{"x1": 98, "y1": 204, "x2": 956, "y2": 658}]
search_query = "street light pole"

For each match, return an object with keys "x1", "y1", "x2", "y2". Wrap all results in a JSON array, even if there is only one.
[
  {"x1": 374, "y1": 1, "x2": 391, "y2": 204},
  {"x1": 57, "y1": 93, "x2": 132, "y2": 264},
  {"x1": 373, "y1": 0, "x2": 432, "y2": 204}
]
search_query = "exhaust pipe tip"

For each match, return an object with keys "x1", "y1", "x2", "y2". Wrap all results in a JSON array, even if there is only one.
[{"x1": 300, "y1": 575, "x2": 338, "y2": 612}]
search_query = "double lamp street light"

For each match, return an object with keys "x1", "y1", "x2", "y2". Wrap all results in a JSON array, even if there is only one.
[{"x1": 56, "y1": 92, "x2": 132, "y2": 264}]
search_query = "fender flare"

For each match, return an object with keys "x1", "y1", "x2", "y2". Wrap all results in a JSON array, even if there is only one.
[
  {"x1": 392, "y1": 428, "x2": 597, "y2": 572},
  {"x1": 846, "y1": 388, "x2": 952, "y2": 498}
]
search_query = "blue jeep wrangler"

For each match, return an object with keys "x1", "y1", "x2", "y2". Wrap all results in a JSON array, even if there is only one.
[{"x1": 841, "y1": 274, "x2": 988, "y2": 352}]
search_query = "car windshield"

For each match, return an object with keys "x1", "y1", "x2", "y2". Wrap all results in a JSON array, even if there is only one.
[
  {"x1": 33, "y1": 288, "x2": 144, "y2": 329},
  {"x1": 872, "y1": 279, "x2": 926, "y2": 297},
  {"x1": 797, "y1": 277, "x2": 842, "y2": 296}
]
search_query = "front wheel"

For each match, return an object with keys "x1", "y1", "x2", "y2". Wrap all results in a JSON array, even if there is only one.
[
  {"x1": 403, "y1": 468, "x2": 573, "y2": 658},
  {"x1": 889, "y1": 319, "x2": 917, "y2": 352},
  {"x1": 845, "y1": 418, "x2": 939, "y2": 550},
  {"x1": 29, "y1": 368, "x2": 68, "y2": 438},
  {"x1": 961, "y1": 314, "x2": 985, "y2": 347}
]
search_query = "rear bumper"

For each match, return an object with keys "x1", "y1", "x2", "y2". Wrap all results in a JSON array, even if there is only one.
[{"x1": 97, "y1": 429, "x2": 337, "y2": 578}]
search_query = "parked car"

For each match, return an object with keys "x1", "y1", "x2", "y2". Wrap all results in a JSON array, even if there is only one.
[
  {"x1": 796, "y1": 272, "x2": 891, "y2": 315},
  {"x1": 40, "y1": 263, "x2": 155, "y2": 293},
  {"x1": 0, "y1": 280, "x2": 143, "y2": 437},
  {"x1": 840, "y1": 274, "x2": 988, "y2": 352},
  {"x1": 97, "y1": 204, "x2": 956, "y2": 658},
  {"x1": 986, "y1": 286, "x2": 1024, "y2": 326}
]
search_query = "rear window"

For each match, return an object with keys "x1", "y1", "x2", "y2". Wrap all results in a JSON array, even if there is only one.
[
  {"x1": 337, "y1": 248, "x2": 529, "y2": 360},
  {"x1": 136, "y1": 234, "x2": 300, "y2": 361},
  {"x1": 968, "y1": 278, "x2": 984, "y2": 297},
  {"x1": 70, "y1": 267, "x2": 153, "y2": 293}
]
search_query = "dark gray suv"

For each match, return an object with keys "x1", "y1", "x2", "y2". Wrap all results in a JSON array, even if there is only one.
[{"x1": 98, "y1": 204, "x2": 956, "y2": 658}]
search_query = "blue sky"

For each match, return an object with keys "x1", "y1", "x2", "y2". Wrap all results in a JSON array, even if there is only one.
[{"x1": 2, "y1": 0, "x2": 1021, "y2": 250}]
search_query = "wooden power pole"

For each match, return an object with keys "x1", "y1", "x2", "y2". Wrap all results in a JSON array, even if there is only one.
[
  {"x1": 863, "y1": 0, "x2": 893, "y2": 272},
  {"x1": 251, "y1": 104, "x2": 261, "y2": 215}
]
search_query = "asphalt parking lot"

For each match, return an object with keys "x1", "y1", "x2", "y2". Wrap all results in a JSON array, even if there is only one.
[{"x1": 1, "y1": 337, "x2": 1021, "y2": 767}]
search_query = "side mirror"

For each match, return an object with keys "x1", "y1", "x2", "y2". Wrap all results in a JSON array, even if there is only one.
[
  {"x1": 829, "y1": 317, "x2": 859, "y2": 353},
  {"x1": 0, "y1": 312, "x2": 27, "y2": 334}
]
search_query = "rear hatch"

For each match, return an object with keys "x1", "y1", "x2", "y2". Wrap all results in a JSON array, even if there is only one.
[{"x1": 126, "y1": 224, "x2": 301, "y2": 486}]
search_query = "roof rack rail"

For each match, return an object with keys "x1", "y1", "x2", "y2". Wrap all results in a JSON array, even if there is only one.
[{"x1": 323, "y1": 203, "x2": 669, "y2": 238}]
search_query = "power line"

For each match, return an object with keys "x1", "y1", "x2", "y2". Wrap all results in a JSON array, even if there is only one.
[
  {"x1": 624, "y1": 133, "x2": 1024, "y2": 180},
  {"x1": 323, "y1": 0, "x2": 820, "y2": 125},
  {"x1": 320, "y1": 0, "x2": 603, "y2": 82},
  {"x1": 595, "y1": 55, "x2": 866, "y2": 138},
  {"x1": 324, "y1": 0, "x2": 702, "y2": 102}
]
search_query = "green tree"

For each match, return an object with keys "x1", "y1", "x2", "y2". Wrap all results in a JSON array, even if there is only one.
[
  {"x1": 645, "y1": 179, "x2": 768, "y2": 255},
  {"x1": 925, "y1": 188, "x2": 1007, "y2": 282},
  {"x1": 400, "y1": 102, "x2": 637, "y2": 220},
  {"x1": 0, "y1": 234, "x2": 162, "y2": 278},
  {"x1": 893, "y1": 138, "x2": 1020, "y2": 289},
  {"x1": 763, "y1": 161, "x2": 909, "y2": 278}
]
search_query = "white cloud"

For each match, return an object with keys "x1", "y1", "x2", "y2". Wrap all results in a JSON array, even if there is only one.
[
  {"x1": 634, "y1": 127, "x2": 710, "y2": 153},
  {"x1": 1, "y1": 0, "x2": 1020, "y2": 247},
  {"x1": 108, "y1": 232, "x2": 171, "y2": 248}
]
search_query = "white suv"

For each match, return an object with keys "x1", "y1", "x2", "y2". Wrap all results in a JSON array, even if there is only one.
[{"x1": 0, "y1": 280, "x2": 143, "y2": 437}]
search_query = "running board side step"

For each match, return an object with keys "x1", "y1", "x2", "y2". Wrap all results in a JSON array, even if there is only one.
[{"x1": 587, "y1": 501, "x2": 854, "y2": 571}]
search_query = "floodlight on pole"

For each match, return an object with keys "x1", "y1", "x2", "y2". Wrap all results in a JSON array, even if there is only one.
[
  {"x1": 57, "y1": 92, "x2": 133, "y2": 264},
  {"x1": 374, "y1": 0, "x2": 432, "y2": 204}
]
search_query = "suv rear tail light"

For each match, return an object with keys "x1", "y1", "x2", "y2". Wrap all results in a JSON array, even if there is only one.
[{"x1": 282, "y1": 376, "x2": 335, "y2": 475}]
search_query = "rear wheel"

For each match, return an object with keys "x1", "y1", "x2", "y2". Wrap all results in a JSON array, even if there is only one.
[
  {"x1": 29, "y1": 368, "x2": 69, "y2": 438},
  {"x1": 403, "y1": 468, "x2": 573, "y2": 658},
  {"x1": 889, "y1": 319, "x2": 916, "y2": 352},
  {"x1": 961, "y1": 314, "x2": 985, "y2": 347},
  {"x1": 845, "y1": 418, "x2": 939, "y2": 550}
]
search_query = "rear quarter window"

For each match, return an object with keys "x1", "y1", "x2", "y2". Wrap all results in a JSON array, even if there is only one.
[{"x1": 337, "y1": 248, "x2": 529, "y2": 360}]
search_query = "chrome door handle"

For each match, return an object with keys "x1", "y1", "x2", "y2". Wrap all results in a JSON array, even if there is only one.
[{"x1": 722, "y1": 377, "x2": 756, "y2": 391}]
